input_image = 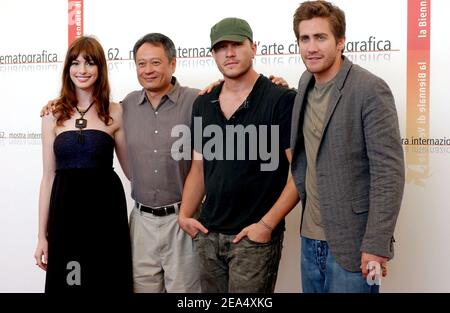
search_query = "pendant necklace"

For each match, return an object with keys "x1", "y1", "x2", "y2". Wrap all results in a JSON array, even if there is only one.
[{"x1": 74, "y1": 100, "x2": 95, "y2": 143}]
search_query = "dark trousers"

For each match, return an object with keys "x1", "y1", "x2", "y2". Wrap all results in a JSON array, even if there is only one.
[{"x1": 194, "y1": 231, "x2": 283, "y2": 293}]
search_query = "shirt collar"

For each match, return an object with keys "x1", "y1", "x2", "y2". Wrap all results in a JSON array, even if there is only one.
[
  {"x1": 137, "y1": 76, "x2": 181, "y2": 105},
  {"x1": 210, "y1": 74, "x2": 263, "y2": 111}
]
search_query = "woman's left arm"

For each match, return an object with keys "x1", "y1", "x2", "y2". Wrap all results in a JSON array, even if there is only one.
[{"x1": 111, "y1": 102, "x2": 130, "y2": 180}]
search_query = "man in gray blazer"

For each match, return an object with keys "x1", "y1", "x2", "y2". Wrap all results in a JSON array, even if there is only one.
[{"x1": 291, "y1": 1, "x2": 405, "y2": 292}]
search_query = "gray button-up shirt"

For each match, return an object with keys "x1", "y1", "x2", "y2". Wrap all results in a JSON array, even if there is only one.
[{"x1": 121, "y1": 77, "x2": 199, "y2": 206}]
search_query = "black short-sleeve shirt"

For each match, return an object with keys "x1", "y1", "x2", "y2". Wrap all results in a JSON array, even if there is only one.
[{"x1": 191, "y1": 75, "x2": 296, "y2": 235}]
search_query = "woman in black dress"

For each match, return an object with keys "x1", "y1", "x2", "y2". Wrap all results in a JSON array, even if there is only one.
[{"x1": 34, "y1": 36, "x2": 133, "y2": 293}]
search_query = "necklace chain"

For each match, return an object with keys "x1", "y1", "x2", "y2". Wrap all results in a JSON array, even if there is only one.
[
  {"x1": 74, "y1": 101, "x2": 95, "y2": 143},
  {"x1": 75, "y1": 101, "x2": 95, "y2": 117}
]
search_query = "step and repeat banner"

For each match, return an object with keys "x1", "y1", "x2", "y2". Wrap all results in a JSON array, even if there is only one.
[{"x1": 0, "y1": 0, "x2": 449, "y2": 292}]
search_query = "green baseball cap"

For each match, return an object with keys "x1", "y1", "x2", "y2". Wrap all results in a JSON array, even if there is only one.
[{"x1": 210, "y1": 17, "x2": 253, "y2": 50}]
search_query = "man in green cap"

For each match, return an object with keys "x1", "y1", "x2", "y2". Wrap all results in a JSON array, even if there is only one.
[{"x1": 179, "y1": 17, "x2": 299, "y2": 292}]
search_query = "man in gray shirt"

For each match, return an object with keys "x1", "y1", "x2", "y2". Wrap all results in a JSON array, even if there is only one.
[{"x1": 121, "y1": 33, "x2": 201, "y2": 292}]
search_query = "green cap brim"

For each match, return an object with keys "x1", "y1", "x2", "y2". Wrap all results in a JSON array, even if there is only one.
[{"x1": 210, "y1": 34, "x2": 248, "y2": 51}]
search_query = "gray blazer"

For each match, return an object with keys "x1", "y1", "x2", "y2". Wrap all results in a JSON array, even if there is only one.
[{"x1": 291, "y1": 56, "x2": 405, "y2": 272}]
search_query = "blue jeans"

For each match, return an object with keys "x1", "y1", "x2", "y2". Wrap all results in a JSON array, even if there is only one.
[{"x1": 301, "y1": 236, "x2": 379, "y2": 293}]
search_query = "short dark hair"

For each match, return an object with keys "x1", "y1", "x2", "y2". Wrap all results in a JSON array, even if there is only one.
[
  {"x1": 293, "y1": 0, "x2": 346, "y2": 42},
  {"x1": 132, "y1": 33, "x2": 176, "y2": 61}
]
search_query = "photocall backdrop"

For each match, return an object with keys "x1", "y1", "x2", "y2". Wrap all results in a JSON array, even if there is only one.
[{"x1": 0, "y1": 0, "x2": 448, "y2": 292}]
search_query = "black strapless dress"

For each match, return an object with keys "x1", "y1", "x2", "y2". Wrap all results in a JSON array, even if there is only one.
[{"x1": 45, "y1": 130, "x2": 133, "y2": 293}]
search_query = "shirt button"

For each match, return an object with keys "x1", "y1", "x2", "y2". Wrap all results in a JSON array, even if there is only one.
[
  {"x1": 155, "y1": 111, "x2": 159, "y2": 115},
  {"x1": 154, "y1": 149, "x2": 157, "y2": 153},
  {"x1": 154, "y1": 130, "x2": 159, "y2": 134},
  {"x1": 154, "y1": 169, "x2": 158, "y2": 173}
]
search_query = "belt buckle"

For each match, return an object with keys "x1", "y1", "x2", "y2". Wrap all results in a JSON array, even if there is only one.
[
  {"x1": 152, "y1": 205, "x2": 169, "y2": 216},
  {"x1": 136, "y1": 202, "x2": 142, "y2": 213}
]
